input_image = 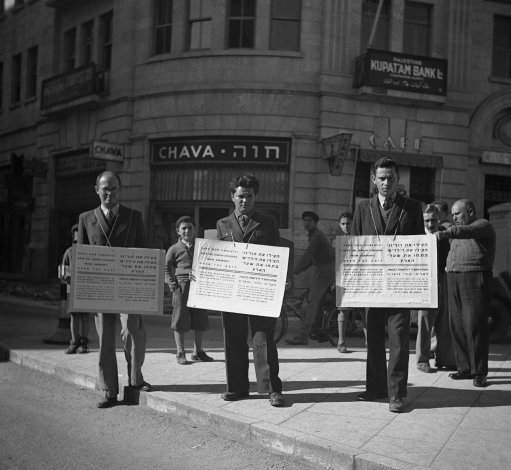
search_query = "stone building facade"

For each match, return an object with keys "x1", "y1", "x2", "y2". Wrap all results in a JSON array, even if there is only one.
[{"x1": 1, "y1": 0, "x2": 511, "y2": 280}]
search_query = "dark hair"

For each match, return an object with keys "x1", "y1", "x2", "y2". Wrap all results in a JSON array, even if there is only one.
[
  {"x1": 432, "y1": 200, "x2": 448, "y2": 213},
  {"x1": 229, "y1": 174, "x2": 259, "y2": 195},
  {"x1": 338, "y1": 211, "x2": 352, "y2": 221},
  {"x1": 302, "y1": 211, "x2": 319, "y2": 223},
  {"x1": 371, "y1": 157, "x2": 399, "y2": 177},
  {"x1": 95, "y1": 170, "x2": 122, "y2": 187},
  {"x1": 175, "y1": 216, "x2": 194, "y2": 229}
]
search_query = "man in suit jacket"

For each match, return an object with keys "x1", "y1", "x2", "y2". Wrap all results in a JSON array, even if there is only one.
[
  {"x1": 351, "y1": 157, "x2": 423, "y2": 413},
  {"x1": 78, "y1": 170, "x2": 151, "y2": 408},
  {"x1": 216, "y1": 174, "x2": 284, "y2": 407}
]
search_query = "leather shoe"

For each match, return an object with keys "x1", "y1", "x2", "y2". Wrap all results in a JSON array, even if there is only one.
[
  {"x1": 449, "y1": 371, "x2": 473, "y2": 380},
  {"x1": 357, "y1": 391, "x2": 388, "y2": 401},
  {"x1": 269, "y1": 392, "x2": 285, "y2": 407},
  {"x1": 176, "y1": 352, "x2": 187, "y2": 365},
  {"x1": 285, "y1": 337, "x2": 308, "y2": 345},
  {"x1": 389, "y1": 397, "x2": 406, "y2": 413},
  {"x1": 417, "y1": 362, "x2": 432, "y2": 373},
  {"x1": 473, "y1": 375, "x2": 488, "y2": 387},
  {"x1": 221, "y1": 391, "x2": 249, "y2": 401},
  {"x1": 133, "y1": 381, "x2": 152, "y2": 392},
  {"x1": 190, "y1": 351, "x2": 214, "y2": 362},
  {"x1": 65, "y1": 344, "x2": 79, "y2": 354},
  {"x1": 97, "y1": 396, "x2": 118, "y2": 409}
]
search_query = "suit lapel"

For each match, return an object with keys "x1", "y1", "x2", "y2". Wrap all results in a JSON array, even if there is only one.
[
  {"x1": 385, "y1": 194, "x2": 406, "y2": 236},
  {"x1": 111, "y1": 205, "x2": 128, "y2": 242},
  {"x1": 243, "y1": 213, "x2": 261, "y2": 242},
  {"x1": 228, "y1": 213, "x2": 245, "y2": 242}
]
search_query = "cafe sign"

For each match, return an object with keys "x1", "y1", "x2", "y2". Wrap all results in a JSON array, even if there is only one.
[
  {"x1": 354, "y1": 49, "x2": 447, "y2": 96},
  {"x1": 91, "y1": 140, "x2": 124, "y2": 162},
  {"x1": 152, "y1": 136, "x2": 290, "y2": 165}
]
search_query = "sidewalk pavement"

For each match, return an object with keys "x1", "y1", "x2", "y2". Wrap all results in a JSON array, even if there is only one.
[{"x1": 1, "y1": 295, "x2": 511, "y2": 470}]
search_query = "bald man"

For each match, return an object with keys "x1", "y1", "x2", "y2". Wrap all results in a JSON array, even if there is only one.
[
  {"x1": 437, "y1": 199, "x2": 495, "y2": 388},
  {"x1": 78, "y1": 171, "x2": 151, "y2": 408}
]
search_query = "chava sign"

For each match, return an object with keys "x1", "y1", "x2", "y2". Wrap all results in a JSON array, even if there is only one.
[{"x1": 91, "y1": 140, "x2": 124, "y2": 162}]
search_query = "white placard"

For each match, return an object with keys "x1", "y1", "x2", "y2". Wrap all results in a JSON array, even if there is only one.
[
  {"x1": 187, "y1": 238, "x2": 289, "y2": 317},
  {"x1": 68, "y1": 244, "x2": 165, "y2": 315},
  {"x1": 336, "y1": 235, "x2": 438, "y2": 309}
]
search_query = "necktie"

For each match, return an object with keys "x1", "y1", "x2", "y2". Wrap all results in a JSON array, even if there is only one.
[
  {"x1": 383, "y1": 198, "x2": 393, "y2": 211},
  {"x1": 239, "y1": 215, "x2": 248, "y2": 229},
  {"x1": 106, "y1": 209, "x2": 114, "y2": 224}
]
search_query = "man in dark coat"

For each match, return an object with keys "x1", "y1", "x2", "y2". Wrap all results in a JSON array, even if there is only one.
[
  {"x1": 351, "y1": 157, "x2": 424, "y2": 412},
  {"x1": 78, "y1": 170, "x2": 151, "y2": 408},
  {"x1": 216, "y1": 174, "x2": 284, "y2": 407}
]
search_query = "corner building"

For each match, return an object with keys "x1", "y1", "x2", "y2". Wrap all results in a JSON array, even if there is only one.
[{"x1": 1, "y1": 0, "x2": 511, "y2": 280}]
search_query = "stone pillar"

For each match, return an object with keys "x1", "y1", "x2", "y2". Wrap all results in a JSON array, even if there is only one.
[
  {"x1": 447, "y1": 0, "x2": 472, "y2": 90},
  {"x1": 488, "y1": 202, "x2": 511, "y2": 276}
]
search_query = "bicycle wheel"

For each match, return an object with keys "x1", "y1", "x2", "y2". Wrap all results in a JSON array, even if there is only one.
[{"x1": 273, "y1": 307, "x2": 288, "y2": 344}]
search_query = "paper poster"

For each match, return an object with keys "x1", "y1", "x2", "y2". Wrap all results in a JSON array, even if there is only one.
[
  {"x1": 336, "y1": 235, "x2": 438, "y2": 309},
  {"x1": 68, "y1": 244, "x2": 165, "y2": 315},
  {"x1": 187, "y1": 238, "x2": 289, "y2": 318}
]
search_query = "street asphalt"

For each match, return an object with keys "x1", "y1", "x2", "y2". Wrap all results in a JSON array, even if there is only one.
[{"x1": 1, "y1": 294, "x2": 510, "y2": 470}]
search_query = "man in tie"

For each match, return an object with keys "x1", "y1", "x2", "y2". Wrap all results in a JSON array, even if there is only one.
[
  {"x1": 77, "y1": 170, "x2": 151, "y2": 408},
  {"x1": 216, "y1": 174, "x2": 285, "y2": 407},
  {"x1": 351, "y1": 157, "x2": 423, "y2": 412}
]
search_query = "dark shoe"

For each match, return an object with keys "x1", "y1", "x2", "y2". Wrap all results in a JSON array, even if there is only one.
[
  {"x1": 337, "y1": 344, "x2": 348, "y2": 353},
  {"x1": 389, "y1": 397, "x2": 406, "y2": 413},
  {"x1": 436, "y1": 362, "x2": 457, "y2": 371},
  {"x1": 190, "y1": 351, "x2": 214, "y2": 362},
  {"x1": 417, "y1": 362, "x2": 432, "y2": 373},
  {"x1": 269, "y1": 392, "x2": 285, "y2": 407},
  {"x1": 97, "y1": 396, "x2": 118, "y2": 409},
  {"x1": 77, "y1": 338, "x2": 88, "y2": 354},
  {"x1": 176, "y1": 352, "x2": 187, "y2": 365},
  {"x1": 285, "y1": 336, "x2": 308, "y2": 345},
  {"x1": 65, "y1": 344, "x2": 79, "y2": 354},
  {"x1": 357, "y1": 391, "x2": 388, "y2": 401},
  {"x1": 473, "y1": 375, "x2": 488, "y2": 387},
  {"x1": 133, "y1": 381, "x2": 153, "y2": 392},
  {"x1": 449, "y1": 371, "x2": 473, "y2": 380},
  {"x1": 221, "y1": 391, "x2": 249, "y2": 401}
]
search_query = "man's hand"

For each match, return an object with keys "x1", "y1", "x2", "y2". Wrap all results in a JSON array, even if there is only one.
[{"x1": 167, "y1": 279, "x2": 178, "y2": 291}]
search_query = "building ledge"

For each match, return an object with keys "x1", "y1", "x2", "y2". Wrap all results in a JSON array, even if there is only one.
[
  {"x1": 41, "y1": 94, "x2": 104, "y2": 117},
  {"x1": 356, "y1": 86, "x2": 447, "y2": 104}
]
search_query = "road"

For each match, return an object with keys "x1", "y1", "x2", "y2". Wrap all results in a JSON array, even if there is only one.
[{"x1": 0, "y1": 361, "x2": 314, "y2": 470}]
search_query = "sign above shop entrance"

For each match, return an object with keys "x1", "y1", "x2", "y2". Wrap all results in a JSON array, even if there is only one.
[
  {"x1": 91, "y1": 140, "x2": 124, "y2": 162},
  {"x1": 151, "y1": 137, "x2": 290, "y2": 165}
]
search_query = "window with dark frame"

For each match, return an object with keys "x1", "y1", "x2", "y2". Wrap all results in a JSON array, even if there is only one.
[
  {"x1": 25, "y1": 45, "x2": 38, "y2": 99},
  {"x1": 188, "y1": 0, "x2": 212, "y2": 50},
  {"x1": 493, "y1": 15, "x2": 511, "y2": 78},
  {"x1": 154, "y1": 0, "x2": 173, "y2": 54},
  {"x1": 227, "y1": 0, "x2": 256, "y2": 49},
  {"x1": 63, "y1": 27, "x2": 76, "y2": 72},
  {"x1": 99, "y1": 11, "x2": 113, "y2": 70},
  {"x1": 403, "y1": 1, "x2": 432, "y2": 56},
  {"x1": 11, "y1": 53, "x2": 22, "y2": 105},
  {"x1": 270, "y1": 0, "x2": 301, "y2": 51},
  {"x1": 361, "y1": 0, "x2": 390, "y2": 52},
  {"x1": 81, "y1": 20, "x2": 94, "y2": 66}
]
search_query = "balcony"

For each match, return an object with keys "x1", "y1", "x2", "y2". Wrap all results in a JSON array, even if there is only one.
[
  {"x1": 353, "y1": 49, "x2": 447, "y2": 104},
  {"x1": 41, "y1": 64, "x2": 108, "y2": 116}
]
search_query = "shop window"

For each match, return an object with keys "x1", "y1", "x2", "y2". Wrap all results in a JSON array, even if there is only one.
[
  {"x1": 403, "y1": 1, "x2": 432, "y2": 56},
  {"x1": 154, "y1": 0, "x2": 173, "y2": 54},
  {"x1": 63, "y1": 27, "x2": 76, "y2": 72},
  {"x1": 99, "y1": 11, "x2": 113, "y2": 70},
  {"x1": 409, "y1": 166, "x2": 434, "y2": 203},
  {"x1": 361, "y1": 0, "x2": 390, "y2": 51},
  {"x1": 81, "y1": 20, "x2": 94, "y2": 66},
  {"x1": 227, "y1": 0, "x2": 256, "y2": 48},
  {"x1": 25, "y1": 46, "x2": 38, "y2": 99},
  {"x1": 11, "y1": 53, "x2": 22, "y2": 105},
  {"x1": 188, "y1": 0, "x2": 212, "y2": 50},
  {"x1": 493, "y1": 15, "x2": 511, "y2": 78},
  {"x1": 270, "y1": 0, "x2": 301, "y2": 51},
  {"x1": 485, "y1": 174, "x2": 511, "y2": 218}
]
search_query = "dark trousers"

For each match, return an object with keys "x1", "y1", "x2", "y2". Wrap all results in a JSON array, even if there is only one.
[
  {"x1": 365, "y1": 309, "x2": 410, "y2": 399},
  {"x1": 222, "y1": 312, "x2": 282, "y2": 394},
  {"x1": 95, "y1": 313, "x2": 146, "y2": 396},
  {"x1": 447, "y1": 271, "x2": 490, "y2": 377}
]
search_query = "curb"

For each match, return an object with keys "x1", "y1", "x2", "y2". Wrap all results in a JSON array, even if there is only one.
[{"x1": 0, "y1": 342, "x2": 428, "y2": 470}]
